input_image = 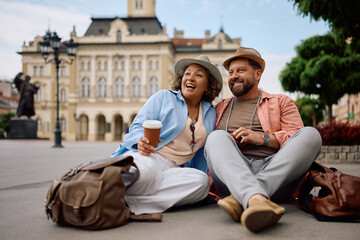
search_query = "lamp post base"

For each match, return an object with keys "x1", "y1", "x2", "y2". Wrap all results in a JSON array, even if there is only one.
[{"x1": 52, "y1": 129, "x2": 63, "y2": 148}]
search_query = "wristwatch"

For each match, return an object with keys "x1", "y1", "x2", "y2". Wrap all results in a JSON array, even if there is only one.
[{"x1": 262, "y1": 133, "x2": 270, "y2": 146}]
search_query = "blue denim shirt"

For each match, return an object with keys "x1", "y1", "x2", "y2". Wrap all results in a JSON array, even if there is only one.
[{"x1": 112, "y1": 89, "x2": 216, "y2": 173}]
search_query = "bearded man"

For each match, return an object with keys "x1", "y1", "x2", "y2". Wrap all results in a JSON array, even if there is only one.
[{"x1": 204, "y1": 47, "x2": 322, "y2": 233}]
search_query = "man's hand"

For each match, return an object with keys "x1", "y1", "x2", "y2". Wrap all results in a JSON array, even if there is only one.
[
  {"x1": 232, "y1": 127, "x2": 263, "y2": 146},
  {"x1": 137, "y1": 137, "x2": 162, "y2": 156},
  {"x1": 232, "y1": 127, "x2": 280, "y2": 150}
]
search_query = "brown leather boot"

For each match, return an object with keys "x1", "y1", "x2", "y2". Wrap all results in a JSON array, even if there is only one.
[
  {"x1": 217, "y1": 194, "x2": 243, "y2": 222},
  {"x1": 241, "y1": 199, "x2": 285, "y2": 233}
]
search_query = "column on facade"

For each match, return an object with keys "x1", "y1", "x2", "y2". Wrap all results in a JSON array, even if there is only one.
[
  {"x1": 66, "y1": 55, "x2": 78, "y2": 141},
  {"x1": 106, "y1": 55, "x2": 114, "y2": 141},
  {"x1": 160, "y1": 53, "x2": 170, "y2": 89},
  {"x1": 105, "y1": 112, "x2": 113, "y2": 141},
  {"x1": 88, "y1": 115, "x2": 96, "y2": 141},
  {"x1": 142, "y1": 54, "x2": 147, "y2": 98},
  {"x1": 124, "y1": 55, "x2": 130, "y2": 98},
  {"x1": 107, "y1": 54, "x2": 113, "y2": 98},
  {"x1": 90, "y1": 55, "x2": 96, "y2": 98}
]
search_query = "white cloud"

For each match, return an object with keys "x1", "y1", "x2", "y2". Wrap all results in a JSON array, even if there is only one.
[
  {"x1": 0, "y1": 1, "x2": 89, "y2": 79},
  {"x1": 0, "y1": 1, "x2": 89, "y2": 43},
  {"x1": 195, "y1": 0, "x2": 211, "y2": 16}
]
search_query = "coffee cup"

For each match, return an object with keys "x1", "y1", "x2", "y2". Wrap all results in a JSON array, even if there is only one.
[{"x1": 142, "y1": 120, "x2": 162, "y2": 148}]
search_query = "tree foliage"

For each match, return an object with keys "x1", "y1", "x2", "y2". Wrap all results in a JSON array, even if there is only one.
[
  {"x1": 0, "y1": 112, "x2": 15, "y2": 137},
  {"x1": 280, "y1": 33, "x2": 360, "y2": 121},
  {"x1": 295, "y1": 96, "x2": 324, "y2": 126},
  {"x1": 290, "y1": 0, "x2": 360, "y2": 52}
]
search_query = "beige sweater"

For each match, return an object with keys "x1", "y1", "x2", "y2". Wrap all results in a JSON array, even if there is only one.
[{"x1": 158, "y1": 104, "x2": 207, "y2": 166}]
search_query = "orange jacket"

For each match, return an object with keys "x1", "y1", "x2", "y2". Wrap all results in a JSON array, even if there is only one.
[{"x1": 215, "y1": 91, "x2": 304, "y2": 147}]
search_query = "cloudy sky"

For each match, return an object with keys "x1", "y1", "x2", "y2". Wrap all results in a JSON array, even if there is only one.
[{"x1": 0, "y1": 0, "x2": 329, "y2": 97}]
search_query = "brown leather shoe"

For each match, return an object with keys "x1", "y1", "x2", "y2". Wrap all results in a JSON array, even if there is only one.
[
  {"x1": 241, "y1": 199, "x2": 285, "y2": 233},
  {"x1": 217, "y1": 194, "x2": 243, "y2": 222}
]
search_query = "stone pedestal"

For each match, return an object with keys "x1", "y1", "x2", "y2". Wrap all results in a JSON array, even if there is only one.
[{"x1": 8, "y1": 118, "x2": 37, "y2": 139}]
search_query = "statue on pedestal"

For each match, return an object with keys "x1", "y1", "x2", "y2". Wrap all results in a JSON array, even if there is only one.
[{"x1": 13, "y1": 72, "x2": 39, "y2": 118}]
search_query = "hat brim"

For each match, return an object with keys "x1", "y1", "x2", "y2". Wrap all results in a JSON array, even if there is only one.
[
  {"x1": 174, "y1": 58, "x2": 223, "y2": 90},
  {"x1": 223, "y1": 54, "x2": 265, "y2": 72}
]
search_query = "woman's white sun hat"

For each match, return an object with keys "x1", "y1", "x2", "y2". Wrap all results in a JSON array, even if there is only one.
[{"x1": 174, "y1": 55, "x2": 223, "y2": 91}]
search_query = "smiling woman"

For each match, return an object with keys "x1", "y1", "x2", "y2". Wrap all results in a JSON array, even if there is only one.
[
  {"x1": 172, "y1": 55, "x2": 222, "y2": 103},
  {"x1": 111, "y1": 55, "x2": 222, "y2": 215}
]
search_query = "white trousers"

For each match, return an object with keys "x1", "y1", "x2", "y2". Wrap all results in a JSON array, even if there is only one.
[{"x1": 122, "y1": 151, "x2": 210, "y2": 215}]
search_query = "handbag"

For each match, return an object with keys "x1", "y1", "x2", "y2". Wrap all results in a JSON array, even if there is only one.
[
  {"x1": 45, "y1": 155, "x2": 162, "y2": 230},
  {"x1": 297, "y1": 162, "x2": 360, "y2": 222}
]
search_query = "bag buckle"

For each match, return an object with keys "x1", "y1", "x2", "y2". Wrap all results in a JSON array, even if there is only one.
[
  {"x1": 44, "y1": 199, "x2": 52, "y2": 220},
  {"x1": 63, "y1": 169, "x2": 80, "y2": 181}
]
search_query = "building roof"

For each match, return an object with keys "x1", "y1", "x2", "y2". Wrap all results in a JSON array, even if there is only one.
[
  {"x1": 84, "y1": 17, "x2": 163, "y2": 36},
  {"x1": 171, "y1": 38, "x2": 209, "y2": 48}
]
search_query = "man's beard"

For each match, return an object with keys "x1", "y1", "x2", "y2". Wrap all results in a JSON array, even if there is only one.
[{"x1": 229, "y1": 78, "x2": 255, "y2": 97}]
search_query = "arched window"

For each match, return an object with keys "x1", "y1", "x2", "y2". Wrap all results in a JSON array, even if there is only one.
[
  {"x1": 46, "y1": 122, "x2": 50, "y2": 133},
  {"x1": 131, "y1": 61, "x2": 135, "y2": 70},
  {"x1": 39, "y1": 66, "x2": 44, "y2": 76},
  {"x1": 33, "y1": 66, "x2": 38, "y2": 76},
  {"x1": 149, "y1": 77, "x2": 158, "y2": 96},
  {"x1": 37, "y1": 118, "x2": 42, "y2": 131},
  {"x1": 115, "y1": 77, "x2": 124, "y2": 97},
  {"x1": 149, "y1": 61, "x2": 153, "y2": 70},
  {"x1": 35, "y1": 87, "x2": 42, "y2": 102},
  {"x1": 60, "y1": 66, "x2": 66, "y2": 77},
  {"x1": 81, "y1": 78, "x2": 90, "y2": 98},
  {"x1": 60, "y1": 88, "x2": 66, "y2": 102},
  {"x1": 132, "y1": 77, "x2": 141, "y2": 97},
  {"x1": 218, "y1": 39, "x2": 223, "y2": 49},
  {"x1": 61, "y1": 117, "x2": 66, "y2": 132},
  {"x1": 98, "y1": 77, "x2": 107, "y2": 98},
  {"x1": 117, "y1": 30, "x2": 122, "y2": 43}
]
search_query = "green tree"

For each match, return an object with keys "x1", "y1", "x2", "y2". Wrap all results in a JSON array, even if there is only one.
[
  {"x1": 290, "y1": 0, "x2": 360, "y2": 52},
  {"x1": 0, "y1": 112, "x2": 15, "y2": 137},
  {"x1": 295, "y1": 96, "x2": 324, "y2": 126},
  {"x1": 280, "y1": 33, "x2": 360, "y2": 122}
]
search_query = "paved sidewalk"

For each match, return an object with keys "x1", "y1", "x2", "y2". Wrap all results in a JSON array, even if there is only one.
[{"x1": 0, "y1": 140, "x2": 359, "y2": 240}]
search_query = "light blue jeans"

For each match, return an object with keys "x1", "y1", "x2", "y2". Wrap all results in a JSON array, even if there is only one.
[{"x1": 204, "y1": 127, "x2": 322, "y2": 209}]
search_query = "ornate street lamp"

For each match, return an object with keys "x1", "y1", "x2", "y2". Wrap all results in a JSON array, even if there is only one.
[{"x1": 39, "y1": 30, "x2": 78, "y2": 148}]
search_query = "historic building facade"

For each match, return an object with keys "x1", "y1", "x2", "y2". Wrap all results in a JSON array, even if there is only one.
[
  {"x1": 19, "y1": 0, "x2": 241, "y2": 141},
  {"x1": 333, "y1": 93, "x2": 360, "y2": 124}
]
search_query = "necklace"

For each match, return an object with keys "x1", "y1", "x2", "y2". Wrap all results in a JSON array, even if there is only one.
[
  {"x1": 189, "y1": 115, "x2": 199, "y2": 151},
  {"x1": 225, "y1": 91, "x2": 262, "y2": 132}
]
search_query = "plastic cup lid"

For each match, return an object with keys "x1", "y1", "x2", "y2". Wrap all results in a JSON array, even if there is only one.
[{"x1": 142, "y1": 120, "x2": 162, "y2": 129}]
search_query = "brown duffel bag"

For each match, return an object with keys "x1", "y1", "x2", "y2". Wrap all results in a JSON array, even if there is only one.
[
  {"x1": 45, "y1": 155, "x2": 162, "y2": 230},
  {"x1": 297, "y1": 162, "x2": 360, "y2": 222}
]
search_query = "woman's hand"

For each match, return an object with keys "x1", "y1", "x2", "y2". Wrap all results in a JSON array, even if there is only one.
[{"x1": 137, "y1": 137, "x2": 163, "y2": 156}]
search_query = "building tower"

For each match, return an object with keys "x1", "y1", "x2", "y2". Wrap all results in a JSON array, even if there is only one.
[{"x1": 128, "y1": 0, "x2": 156, "y2": 17}]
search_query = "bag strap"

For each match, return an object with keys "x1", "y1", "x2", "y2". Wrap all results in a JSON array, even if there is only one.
[
  {"x1": 125, "y1": 162, "x2": 140, "y2": 191},
  {"x1": 297, "y1": 162, "x2": 338, "y2": 212},
  {"x1": 60, "y1": 156, "x2": 134, "y2": 181},
  {"x1": 129, "y1": 213, "x2": 162, "y2": 222},
  {"x1": 297, "y1": 162, "x2": 328, "y2": 212}
]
